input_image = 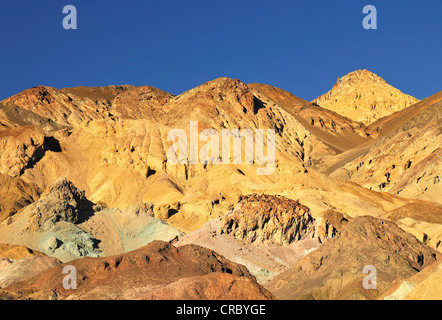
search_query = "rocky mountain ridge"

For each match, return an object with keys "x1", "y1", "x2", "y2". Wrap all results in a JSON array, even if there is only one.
[
  {"x1": 0, "y1": 70, "x2": 440, "y2": 300},
  {"x1": 313, "y1": 69, "x2": 419, "y2": 124}
]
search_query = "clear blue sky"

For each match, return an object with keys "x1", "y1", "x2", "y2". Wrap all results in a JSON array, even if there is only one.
[{"x1": 0, "y1": 0, "x2": 440, "y2": 101}]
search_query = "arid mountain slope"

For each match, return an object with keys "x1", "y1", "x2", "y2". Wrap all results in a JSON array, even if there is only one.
[
  {"x1": 367, "y1": 91, "x2": 442, "y2": 137},
  {"x1": 0, "y1": 244, "x2": 45, "y2": 260},
  {"x1": 381, "y1": 259, "x2": 442, "y2": 300},
  {"x1": 110, "y1": 86, "x2": 174, "y2": 120},
  {"x1": 265, "y1": 216, "x2": 440, "y2": 300},
  {"x1": 3, "y1": 241, "x2": 273, "y2": 300},
  {"x1": 313, "y1": 69, "x2": 419, "y2": 124},
  {"x1": 0, "y1": 102, "x2": 64, "y2": 132},
  {"x1": 60, "y1": 85, "x2": 135, "y2": 103},
  {"x1": 0, "y1": 178, "x2": 182, "y2": 262},
  {"x1": 0, "y1": 125, "x2": 47, "y2": 177},
  {"x1": 0, "y1": 78, "x2": 434, "y2": 237},
  {"x1": 383, "y1": 202, "x2": 442, "y2": 252},
  {"x1": 0, "y1": 174, "x2": 40, "y2": 222},
  {"x1": 249, "y1": 82, "x2": 373, "y2": 169},
  {"x1": 0, "y1": 75, "x2": 440, "y2": 302},
  {"x1": 1, "y1": 85, "x2": 135, "y2": 129},
  {"x1": 330, "y1": 99, "x2": 441, "y2": 205},
  {"x1": 177, "y1": 194, "x2": 345, "y2": 283}
]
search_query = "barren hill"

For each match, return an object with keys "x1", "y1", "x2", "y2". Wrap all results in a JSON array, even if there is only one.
[
  {"x1": 265, "y1": 216, "x2": 440, "y2": 300},
  {"x1": 329, "y1": 99, "x2": 441, "y2": 205},
  {"x1": 3, "y1": 241, "x2": 273, "y2": 300},
  {"x1": 0, "y1": 178, "x2": 182, "y2": 262},
  {"x1": 313, "y1": 69, "x2": 419, "y2": 124},
  {"x1": 381, "y1": 259, "x2": 442, "y2": 300}
]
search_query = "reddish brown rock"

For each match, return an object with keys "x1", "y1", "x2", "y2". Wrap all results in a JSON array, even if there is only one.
[
  {"x1": 0, "y1": 255, "x2": 61, "y2": 289},
  {"x1": 138, "y1": 273, "x2": 274, "y2": 300},
  {"x1": 110, "y1": 86, "x2": 174, "y2": 120},
  {"x1": 1, "y1": 85, "x2": 132, "y2": 128},
  {"x1": 3, "y1": 240, "x2": 272, "y2": 300},
  {"x1": 265, "y1": 216, "x2": 440, "y2": 300}
]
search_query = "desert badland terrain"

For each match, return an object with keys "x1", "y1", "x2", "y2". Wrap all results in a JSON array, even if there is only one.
[{"x1": 0, "y1": 69, "x2": 440, "y2": 300}]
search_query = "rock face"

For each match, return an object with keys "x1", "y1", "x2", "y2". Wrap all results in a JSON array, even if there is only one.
[
  {"x1": 1, "y1": 85, "x2": 133, "y2": 129},
  {"x1": 0, "y1": 178, "x2": 182, "y2": 262},
  {"x1": 0, "y1": 178, "x2": 101, "y2": 262},
  {"x1": 381, "y1": 259, "x2": 442, "y2": 300},
  {"x1": 3, "y1": 241, "x2": 273, "y2": 300},
  {"x1": 177, "y1": 195, "x2": 345, "y2": 283},
  {"x1": 313, "y1": 70, "x2": 419, "y2": 124},
  {"x1": 220, "y1": 194, "x2": 337, "y2": 245},
  {"x1": 25, "y1": 177, "x2": 95, "y2": 231},
  {"x1": 110, "y1": 86, "x2": 174, "y2": 120},
  {"x1": 265, "y1": 216, "x2": 440, "y2": 300},
  {"x1": 0, "y1": 125, "x2": 46, "y2": 177},
  {"x1": 330, "y1": 98, "x2": 442, "y2": 205},
  {"x1": 0, "y1": 174, "x2": 40, "y2": 222}
]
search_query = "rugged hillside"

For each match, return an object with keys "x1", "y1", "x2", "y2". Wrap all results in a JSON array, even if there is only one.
[
  {"x1": 2, "y1": 241, "x2": 273, "y2": 300},
  {"x1": 0, "y1": 77, "x2": 415, "y2": 234},
  {"x1": 0, "y1": 125, "x2": 47, "y2": 177},
  {"x1": 0, "y1": 174, "x2": 40, "y2": 222},
  {"x1": 0, "y1": 102, "x2": 64, "y2": 132},
  {"x1": 110, "y1": 86, "x2": 174, "y2": 120},
  {"x1": 0, "y1": 74, "x2": 440, "y2": 300},
  {"x1": 0, "y1": 244, "x2": 45, "y2": 260},
  {"x1": 329, "y1": 99, "x2": 441, "y2": 205},
  {"x1": 1, "y1": 85, "x2": 135, "y2": 129},
  {"x1": 248, "y1": 82, "x2": 373, "y2": 170},
  {"x1": 219, "y1": 194, "x2": 338, "y2": 245},
  {"x1": 367, "y1": 91, "x2": 442, "y2": 137},
  {"x1": 0, "y1": 178, "x2": 181, "y2": 262},
  {"x1": 313, "y1": 70, "x2": 419, "y2": 124},
  {"x1": 177, "y1": 194, "x2": 345, "y2": 283},
  {"x1": 265, "y1": 216, "x2": 440, "y2": 300},
  {"x1": 381, "y1": 259, "x2": 442, "y2": 300},
  {"x1": 384, "y1": 202, "x2": 442, "y2": 252}
]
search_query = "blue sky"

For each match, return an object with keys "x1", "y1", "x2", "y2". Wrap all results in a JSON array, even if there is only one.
[{"x1": 0, "y1": 0, "x2": 440, "y2": 101}]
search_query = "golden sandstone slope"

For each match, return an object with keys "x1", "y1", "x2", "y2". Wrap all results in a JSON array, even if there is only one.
[
  {"x1": 313, "y1": 69, "x2": 419, "y2": 124},
  {"x1": 0, "y1": 69, "x2": 441, "y2": 300}
]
